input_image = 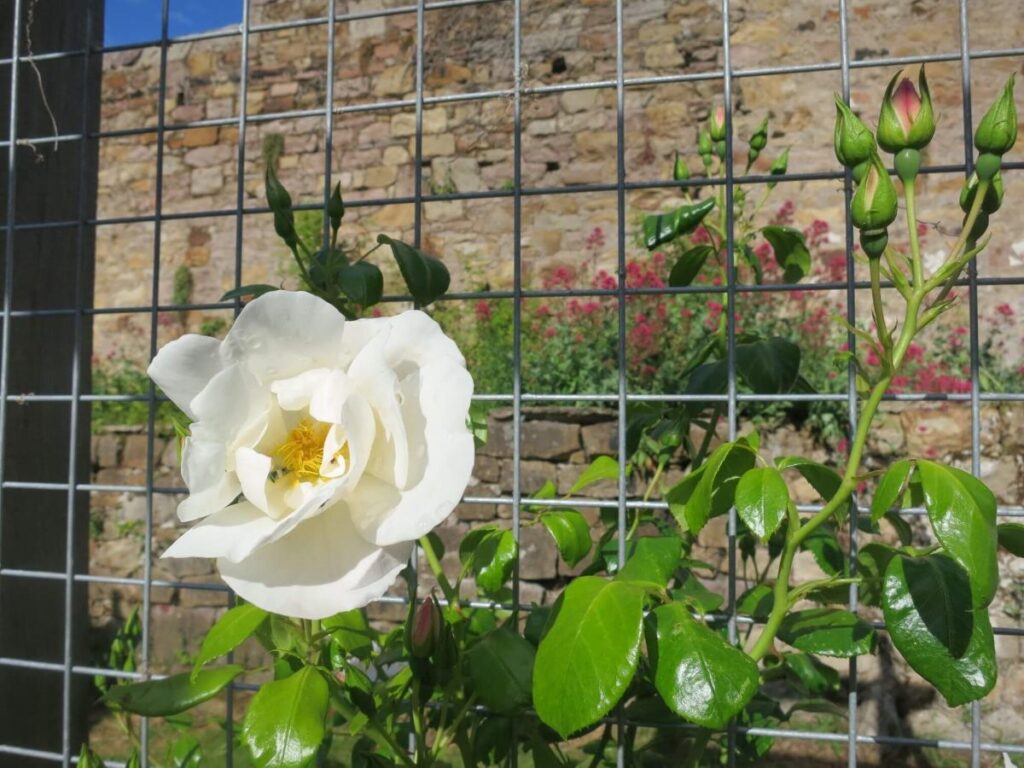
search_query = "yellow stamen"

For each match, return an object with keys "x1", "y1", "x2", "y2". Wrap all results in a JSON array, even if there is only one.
[{"x1": 274, "y1": 418, "x2": 330, "y2": 483}]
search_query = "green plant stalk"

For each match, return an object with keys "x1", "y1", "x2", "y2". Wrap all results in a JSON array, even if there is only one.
[
  {"x1": 869, "y1": 257, "x2": 893, "y2": 355},
  {"x1": 749, "y1": 282, "x2": 925, "y2": 662},
  {"x1": 332, "y1": 689, "x2": 416, "y2": 767},
  {"x1": 418, "y1": 535, "x2": 460, "y2": 611},
  {"x1": 903, "y1": 179, "x2": 924, "y2": 288}
]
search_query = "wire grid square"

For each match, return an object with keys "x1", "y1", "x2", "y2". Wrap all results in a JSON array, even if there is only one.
[{"x1": 0, "y1": 0, "x2": 1022, "y2": 766}]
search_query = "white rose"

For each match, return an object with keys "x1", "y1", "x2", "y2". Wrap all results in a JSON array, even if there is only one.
[{"x1": 148, "y1": 291, "x2": 474, "y2": 619}]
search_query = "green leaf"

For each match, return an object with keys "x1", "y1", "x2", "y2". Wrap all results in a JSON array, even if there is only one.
[
  {"x1": 917, "y1": 461, "x2": 998, "y2": 608},
  {"x1": 616, "y1": 535, "x2": 682, "y2": 587},
  {"x1": 884, "y1": 509, "x2": 913, "y2": 545},
  {"x1": 337, "y1": 262, "x2": 384, "y2": 307},
  {"x1": 467, "y1": 626, "x2": 535, "y2": 714},
  {"x1": 855, "y1": 542, "x2": 898, "y2": 608},
  {"x1": 871, "y1": 459, "x2": 914, "y2": 523},
  {"x1": 243, "y1": 667, "x2": 329, "y2": 768},
  {"x1": 737, "y1": 584, "x2": 774, "y2": 620},
  {"x1": 998, "y1": 522, "x2": 1024, "y2": 556},
  {"x1": 193, "y1": 604, "x2": 268, "y2": 679},
  {"x1": 376, "y1": 234, "x2": 450, "y2": 307},
  {"x1": 646, "y1": 603, "x2": 758, "y2": 729},
  {"x1": 323, "y1": 609, "x2": 374, "y2": 659},
  {"x1": 882, "y1": 554, "x2": 996, "y2": 706},
  {"x1": 777, "y1": 608, "x2": 876, "y2": 657},
  {"x1": 533, "y1": 577, "x2": 645, "y2": 737},
  {"x1": 800, "y1": 524, "x2": 844, "y2": 576},
  {"x1": 669, "y1": 245, "x2": 715, "y2": 287},
  {"x1": 736, "y1": 337, "x2": 801, "y2": 394},
  {"x1": 78, "y1": 744, "x2": 107, "y2": 768},
  {"x1": 642, "y1": 198, "x2": 716, "y2": 249},
  {"x1": 672, "y1": 569, "x2": 724, "y2": 614},
  {"x1": 466, "y1": 528, "x2": 518, "y2": 594},
  {"x1": 105, "y1": 666, "x2": 244, "y2": 717},
  {"x1": 781, "y1": 653, "x2": 840, "y2": 696},
  {"x1": 570, "y1": 455, "x2": 619, "y2": 494},
  {"x1": 734, "y1": 467, "x2": 789, "y2": 541},
  {"x1": 221, "y1": 284, "x2": 278, "y2": 302},
  {"x1": 739, "y1": 242, "x2": 764, "y2": 284},
  {"x1": 171, "y1": 734, "x2": 202, "y2": 768},
  {"x1": 539, "y1": 510, "x2": 592, "y2": 568},
  {"x1": 761, "y1": 225, "x2": 810, "y2": 283},
  {"x1": 684, "y1": 442, "x2": 756, "y2": 534}
]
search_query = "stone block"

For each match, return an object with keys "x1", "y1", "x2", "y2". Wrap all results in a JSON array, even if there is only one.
[
  {"x1": 581, "y1": 420, "x2": 617, "y2": 458},
  {"x1": 556, "y1": 463, "x2": 619, "y2": 498},
  {"x1": 122, "y1": 434, "x2": 149, "y2": 469},
  {"x1": 183, "y1": 144, "x2": 234, "y2": 167},
  {"x1": 190, "y1": 166, "x2": 224, "y2": 196},
  {"x1": 901, "y1": 405, "x2": 970, "y2": 458},
  {"x1": 93, "y1": 434, "x2": 121, "y2": 468},
  {"x1": 500, "y1": 459, "x2": 554, "y2": 496},
  {"x1": 473, "y1": 455, "x2": 502, "y2": 484},
  {"x1": 521, "y1": 420, "x2": 581, "y2": 461},
  {"x1": 181, "y1": 126, "x2": 220, "y2": 147},
  {"x1": 415, "y1": 133, "x2": 455, "y2": 158}
]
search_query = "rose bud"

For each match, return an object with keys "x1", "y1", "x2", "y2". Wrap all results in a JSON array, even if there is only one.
[
  {"x1": 851, "y1": 154, "x2": 898, "y2": 231},
  {"x1": 673, "y1": 151, "x2": 689, "y2": 181},
  {"x1": 959, "y1": 171, "x2": 1004, "y2": 215},
  {"x1": 876, "y1": 68, "x2": 935, "y2": 153},
  {"x1": 709, "y1": 104, "x2": 727, "y2": 141},
  {"x1": 408, "y1": 595, "x2": 443, "y2": 658},
  {"x1": 974, "y1": 73, "x2": 1017, "y2": 157},
  {"x1": 833, "y1": 96, "x2": 876, "y2": 168}
]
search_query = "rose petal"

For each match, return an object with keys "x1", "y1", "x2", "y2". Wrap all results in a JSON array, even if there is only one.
[
  {"x1": 178, "y1": 438, "x2": 240, "y2": 522},
  {"x1": 271, "y1": 368, "x2": 331, "y2": 411},
  {"x1": 347, "y1": 358, "x2": 474, "y2": 546},
  {"x1": 146, "y1": 334, "x2": 223, "y2": 418},
  {"x1": 235, "y1": 446, "x2": 275, "y2": 516},
  {"x1": 222, "y1": 291, "x2": 346, "y2": 384},
  {"x1": 163, "y1": 501, "x2": 274, "y2": 561},
  {"x1": 189, "y1": 364, "x2": 269, "y2": 448},
  {"x1": 348, "y1": 336, "x2": 409, "y2": 487},
  {"x1": 217, "y1": 507, "x2": 413, "y2": 619}
]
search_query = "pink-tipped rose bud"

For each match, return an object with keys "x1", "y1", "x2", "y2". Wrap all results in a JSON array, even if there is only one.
[
  {"x1": 708, "y1": 105, "x2": 727, "y2": 141},
  {"x1": 877, "y1": 68, "x2": 935, "y2": 153},
  {"x1": 851, "y1": 154, "x2": 898, "y2": 231},
  {"x1": 409, "y1": 595, "x2": 443, "y2": 658}
]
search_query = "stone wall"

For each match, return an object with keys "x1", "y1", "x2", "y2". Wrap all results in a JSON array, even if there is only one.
[{"x1": 92, "y1": 0, "x2": 1024, "y2": 366}]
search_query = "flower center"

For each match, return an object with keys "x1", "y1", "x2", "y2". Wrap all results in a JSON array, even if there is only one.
[{"x1": 275, "y1": 418, "x2": 331, "y2": 483}]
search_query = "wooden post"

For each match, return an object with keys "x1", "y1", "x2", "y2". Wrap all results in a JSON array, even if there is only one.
[{"x1": 0, "y1": 0, "x2": 103, "y2": 763}]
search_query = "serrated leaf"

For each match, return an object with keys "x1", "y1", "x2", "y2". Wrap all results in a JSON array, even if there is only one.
[
  {"x1": 761, "y1": 225, "x2": 810, "y2": 283},
  {"x1": 646, "y1": 603, "x2": 758, "y2": 729},
  {"x1": 669, "y1": 245, "x2": 716, "y2": 287},
  {"x1": 917, "y1": 461, "x2": 998, "y2": 608},
  {"x1": 337, "y1": 261, "x2": 384, "y2": 307},
  {"x1": 800, "y1": 524, "x2": 844, "y2": 576},
  {"x1": 871, "y1": 459, "x2": 913, "y2": 523},
  {"x1": 377, "y1": 234, "x2": 450, "y2": 306},
  {"x1": 737, "y1": 584, "x2": 774, "y2": 620},
  {"x1": 781, "y1": 652, "x2": 840, "y2": 696},
  {"x1": 243, "y1": 667, "x2": 328, "y2": 768},
  {"x1": 735, "y1": 466, "x2": 789, "y2": 541},
  {"x1": 684, "y1": 442, "x2": 756, "y2": 534},
  {"x1": 642, "y1": 198, "x2": 716, "y2": 249},
  {"x1": 998, "y1": 522, "x2": 1024, "y2": 556},
  {"x1": 882, "y1": 554, "x2": 996, "y2": 706},
  {"x1": 736, "y1": 337, "x2": 801, "y2": 394},
  {"x1": 467, "y1": 626, "x2": 535, "y2": 714},
  {"x1": 193, "y1": 603, "x2": 268, "y2": 678},
  {"x1": 777, "y1": 608, "x2": 876, "y2": 658},
  {"x1": 533, "y1": 577, "x2": 645, "y2": 737},
  {"x1": 539, "y1": 510, "x2": 592, "y2": 568},
  {"x1": 616, "y1": 535, "x2": 682, "y2": 588},
  {"x1": 467, "y1": 528, "x2": 518, "y2": 594},
  {"x1": 570, "y1": 455, "x2": 619, "y2": 494},
  {"x1": 672, "y1": 569, "x2": 724, "y2": 614},
  {"x1": 105, "y1": 666, "x2": 243, "y2": 717}
]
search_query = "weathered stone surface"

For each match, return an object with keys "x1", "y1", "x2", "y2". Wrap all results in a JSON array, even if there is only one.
[
  {"x1": 581, "y1": 420, "x2": 617, "y2": 457},
  {"x1": 518, "y1": 524, "x2": 558, "y2": 580},
  {"x1": 520, "y1": 420, "x2": 581, "y2": 460},
  {"x1": 902, "y1": 405, "x2": 971, "y2": 458}
]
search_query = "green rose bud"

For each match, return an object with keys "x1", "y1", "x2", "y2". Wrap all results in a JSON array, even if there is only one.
[
  {"x1": 833, "y1": 96, "x2": 876, "y2": 167},
  {"x1": 959, "y1": 171, "x2": 1004, "y2": 214},
  {"x1": 974, "y1": 73, "x2": 1017, "y2": 156},
  {"x1": 876, "y1": 68, "x2": 936, "y2": 153},
  {"x1": 767, "y1": 147, "x2": 789, "y2": 189},
  {"x1": 265, "y1": 167, "x2": 297, "y2": 248},
  {"x1": 860, "y1": 228, "x2": 889, "y2": 259},
  {"x1": 966, "y1": 211, "x2": 989, "y2": 245},
  {"x1": 408, "y1": 595, "x2": 443, "y2": 658},
  {"x1": 709, "y1": 104, "x2": 726, "y2": 141},
  {"x1": 749, "y1": 117, "x2": 769, "y2": 151},
  {"x1": 328, "y1": 181, "x2": 344, "y2": 231},
  {"x1": 673, "y1": 151, "x2": 689, "y2": 181},
  {"x1": 78, "y1": 745, "x2": 107, "y2": 768},
  {"x1": 851, "y1": 154, "x2": 898, "y2": 231},
  {"x1": 698, "y1": 129, "x2": 713, "y2": 158}
]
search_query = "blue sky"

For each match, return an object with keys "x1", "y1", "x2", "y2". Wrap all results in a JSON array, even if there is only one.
[{"x1": 105, "y1": 0, "x2": 242, "y2": 46}]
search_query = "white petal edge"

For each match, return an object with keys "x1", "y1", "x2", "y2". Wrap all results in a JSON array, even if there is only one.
[
  {"x1": 146, "y1": 334, "x2": 223, "y2": 419},
  {"x1": 217, "y1": 508, "x2": 413, "y2": 619},
  {"x1": 221, "y1": 291, "x2": 347, "y2": 384}
]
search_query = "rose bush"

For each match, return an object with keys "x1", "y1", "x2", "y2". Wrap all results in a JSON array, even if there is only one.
[{"x1": 148, "y1": 290, "x2": 474, "y2": 618}]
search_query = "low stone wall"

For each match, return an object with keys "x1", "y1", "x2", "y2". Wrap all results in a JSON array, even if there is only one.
[{"x1": 88, "y1": 402, "x2": 1024, "y2": 746}]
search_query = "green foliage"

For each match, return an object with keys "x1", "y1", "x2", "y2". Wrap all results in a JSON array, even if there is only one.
[
  {"x1": 172, "y1": 265, "x2": 193, "y2": 308},
  {"x1": 91, "y1": 355, "x2": 181, "y2": 433},
  {"x1": 104, "y1": 666, "x2": 244, "y2": 717},
  {"x1": 243, "y1": 667, "x2": 329, "y2": 768}
]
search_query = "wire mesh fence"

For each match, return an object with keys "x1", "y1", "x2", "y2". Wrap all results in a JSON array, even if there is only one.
[{"x1": 0, "y1": 0, "x2": 1023, "y2": 766}]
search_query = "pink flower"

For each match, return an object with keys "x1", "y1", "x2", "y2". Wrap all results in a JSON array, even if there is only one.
[
  {"x1": 474, "y1": 300, "x2": 492, "y2": 321},
  {"x1": 996, "y1": 303, "x2": 1014, "y2": 317}
]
